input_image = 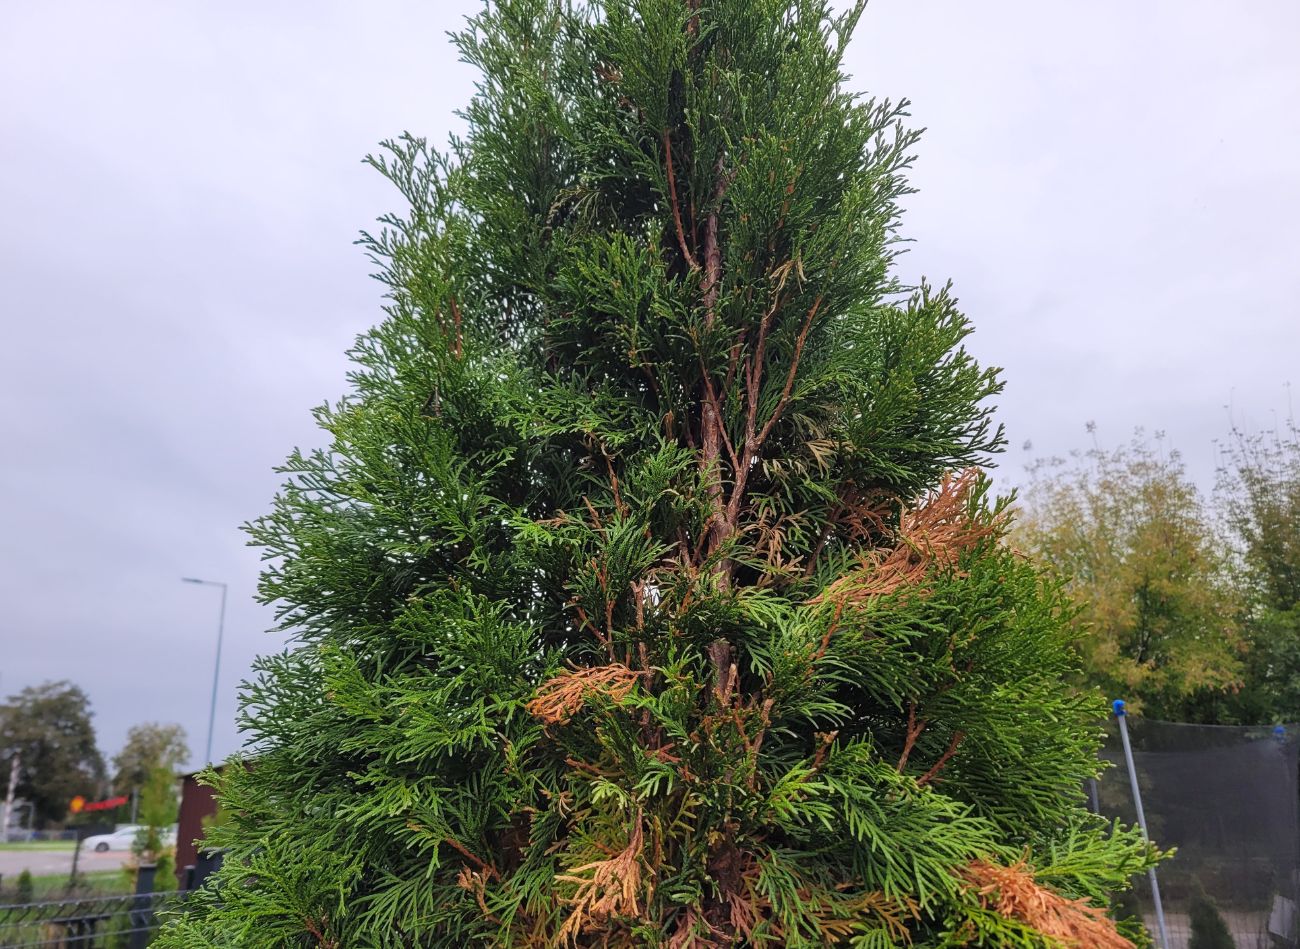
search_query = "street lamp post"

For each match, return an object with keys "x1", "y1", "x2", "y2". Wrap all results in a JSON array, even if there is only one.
[{"x1": 182, "y1": 577, "x2": 228, "y2": 764}]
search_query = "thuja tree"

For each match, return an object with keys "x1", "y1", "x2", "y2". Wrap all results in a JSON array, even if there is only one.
[{"x1": 162, "y1": 1, "x2": 1156, "y2": 945}]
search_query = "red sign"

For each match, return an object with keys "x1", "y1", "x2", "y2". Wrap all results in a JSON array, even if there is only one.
[
  {"x1": 70, "y1": 794, "x2": 128, "y2": 814},
  {"x1": 83, "y1": 795, "x2": 129, "y2": 813}
]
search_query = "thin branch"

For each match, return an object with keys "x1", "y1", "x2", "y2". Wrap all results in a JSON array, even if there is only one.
[
  {"x1": 701, "y1": 152, "x2": 732, "y2": 325},
  {"x1": 746, "y1": 289, "x2": 785, "y2": 410},
  {"x1": 811, "y1": 599, "x2": 846, "y2": 663},
  {"x1": 917, "y1": 731, "x2": 966, "y2": 787},
  {"x1": 804, "y1": 511, "x2": 837, "y2": 579},
  {"x1": 443, "y1": 836, "x2": 498, "y2": 878},
  {"x1": 810, "y1": 729, "x2": 838, "y2": 772},
  {"x1": 303, "y1": 915, "x2": 339, "y2": 949},
  {"x1": 700, "y1": 400, "x2": 730, "y2": 563},
  {"x1": 748, "y1": 698, "x2": 776, "y2": 762},
  {"x1": 582, "y1": 496, "x2": 605, "y2": 533},
  {"x1": 896, "y1": 703, "x2": 925, "y2": 772},
  {"x1": 755, "y1": 292, "x2": 824, "y2": 448},
  {"x1": 447, "y1": 293, "x2": 464, "y2": 358},
  {"x1": 720, "y1": 328, "x2": 748, "y2": 400},
  {"x1": 600, "y1": 448, "x2": 627, "y2": 516},
  {"x1": 573, "y1": 603, "x2": 615, "y2": 659},
  {"x1": 662, "y1": 129, "x2": 700, "y2": 271},
  {"x1": 714, "y1": 282, "x2": 795, "y2": 538},
  {"x1": 721, "y1": 288, "x2": 787, "y2": 518},
  {"x1": 698, "y1": 358, "x2": 741, "y2": 472}
]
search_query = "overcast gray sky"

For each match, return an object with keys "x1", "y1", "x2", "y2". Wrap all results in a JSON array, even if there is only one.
[{"x1": 2, "y1": 1, "x2": 1296, "y2": 772}]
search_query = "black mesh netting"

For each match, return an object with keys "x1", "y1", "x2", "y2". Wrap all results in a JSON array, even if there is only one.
[{"x1": 1093, "y1": 719, "x2": 1300, "y2": 948}]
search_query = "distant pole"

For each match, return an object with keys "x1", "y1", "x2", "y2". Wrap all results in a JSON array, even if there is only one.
[
  {"x1": 68, "y1": 831, "x2": 83, "y2": 891},
  {"x1": 1114, "y1": 700, "x2": 1170, "y2": 949},
  {"x1": 1, "y1": 753, "x2": 19, "y2": 842},
  {"x1": 182, "y1": 578, "x2": 229, "y2": 764}
]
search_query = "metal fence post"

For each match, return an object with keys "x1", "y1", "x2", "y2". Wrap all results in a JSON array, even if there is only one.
[
  {"x1": 67, "y1": 833, "x2": 83, "y2": 891},
  {"x1": 192, "y1": 846, "x2": 225, "y2": 891},
  {"x1": 131, "y1": 862, "x2": 157, "y2": 949},
  {"x1": 1114, "y1": 699, "x2": 1170, "y2": 949}
]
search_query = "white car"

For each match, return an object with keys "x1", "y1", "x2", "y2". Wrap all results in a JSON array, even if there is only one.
[{"x1": 82, "y1": 825, "x2": 176, "y2": 853}]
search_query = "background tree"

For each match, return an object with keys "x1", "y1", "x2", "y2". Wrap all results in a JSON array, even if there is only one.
[
  {"x1": 1216, "y1": 418, "x2": 1300, "y2": 722},
  {"x1": 161, "y1": 1, "x2": 1155, "y2": 945},
  {"x1": 1187, "y1": 891, "x2": 1234, "y2": 949},
  {"x1": 112, "y1": 722, "x2": 189, "y2": 797},
  {"x1": 1016, "y1": 434, "x2": 1243, "y2": 720},
  {"x1": 0, "y1": 681, "x2": 105, "y2": 826},
  {"x1": 133, "y1": 764, "x2": 180, "y2": 881}
]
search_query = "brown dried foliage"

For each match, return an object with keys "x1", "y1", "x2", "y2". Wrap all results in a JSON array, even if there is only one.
[
  {"x1": 666, "y1": 908, "x2": 714, "y2": 949},
  {"x1": 961, "y1": 859, "x2": 1133, "y2": 949},
  {"x1": 527, "y1": 663, "x2": 642, "y2": 725},
  {"x1": 556, "y1": 817, "x2": 647, "y2": 943},
  {"x1": 814, "y1": 469, "x2": 1006, "y2": 606},
  {"x1": 455, "y1": 867, "x2": 502, "y2": 927}
]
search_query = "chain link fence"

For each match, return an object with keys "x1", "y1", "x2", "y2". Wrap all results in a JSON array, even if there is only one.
[
  {"x1": 0, "y1": 890, "x2": 181, "y2": 948},
  {"x1": 1095, "y1": 718, "x2": 1300, "y2": 949}
]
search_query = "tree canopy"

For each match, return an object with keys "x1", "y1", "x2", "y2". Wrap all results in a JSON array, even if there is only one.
[
  {"x1": 1215, "y1": 419, "x2": 1300, "y2": 723},
  {"x1": 112, "y1": 722, "x2": 189, "y2": 797},
  {"x1": 1016, "y1": 435, "x2": 1243, "y2": 720},
  {"x1": 0, "y1": 680, "x2": 105, "y2": 826},
  {"x1": 160, "y1": 2, "x2": 1155, "y2": 945}
]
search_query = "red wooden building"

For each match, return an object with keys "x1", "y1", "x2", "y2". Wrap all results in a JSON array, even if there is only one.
[{"x1": 174, "y1": 767, "x2": 222, "y2": 886}]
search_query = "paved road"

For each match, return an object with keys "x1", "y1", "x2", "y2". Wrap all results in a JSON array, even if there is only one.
[{"x1": 0, "y1": 847, "x2": 131, "y2": 878}]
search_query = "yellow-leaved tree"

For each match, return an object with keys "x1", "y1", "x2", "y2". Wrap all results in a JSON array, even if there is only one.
[{"x1": 1017, "y1": 433, "x2": 1243, "y2": 719}]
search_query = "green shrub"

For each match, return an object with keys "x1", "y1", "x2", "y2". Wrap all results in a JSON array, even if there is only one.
[
  {"x1": 1189, "y1": 891, "x2": 1235, "y2": 949},
  {"x1": 15, "y1": 868, "x2": 33, "y2": 903}
]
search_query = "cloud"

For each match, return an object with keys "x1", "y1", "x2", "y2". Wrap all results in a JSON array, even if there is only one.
[{"x1": 1, "y1": 0, "x2": 1295, "y2": 766}]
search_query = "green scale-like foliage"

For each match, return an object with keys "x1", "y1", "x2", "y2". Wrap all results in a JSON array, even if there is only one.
[{"x1": 159, "y1": 2, "x2": 1157, "y2": 946}]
